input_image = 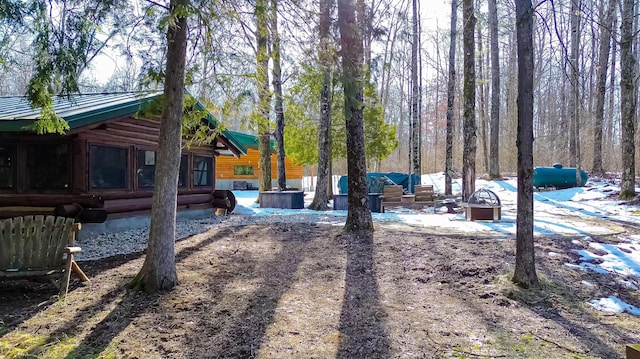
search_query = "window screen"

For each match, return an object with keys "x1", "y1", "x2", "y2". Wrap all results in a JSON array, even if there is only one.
[
  {"x1": 27, "y1": 143, "x2": 70, "y2": 190},
  {"x1": 234, "y1": 165, "x2": 254, "y2": 176},
  {"x1": 90, "y1": 145, "x2": 128, "y2": 189},
  {"x1": 0, "y1": 145, "x2": 15, "y2": 189},
  {"x1": 193, "y1": 156, "x2": 212, "y2": 186},
  {"x1": 137, "y1": 150, "x2": 156, "y2": 188}
]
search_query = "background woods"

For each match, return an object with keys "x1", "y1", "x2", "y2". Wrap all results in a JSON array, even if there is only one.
[{"x1": 0, "y1": 0, "x2": 638, "y2": 185}]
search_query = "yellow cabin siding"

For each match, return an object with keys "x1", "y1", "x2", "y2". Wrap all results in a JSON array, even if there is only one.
[{"x1": 216, "y1": 149, "x2": 302, "y2": 180}]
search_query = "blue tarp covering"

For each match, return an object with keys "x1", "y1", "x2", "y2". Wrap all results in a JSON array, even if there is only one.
[{"x1": 338, "y1": 172, "x2": 421, "y2": 194}]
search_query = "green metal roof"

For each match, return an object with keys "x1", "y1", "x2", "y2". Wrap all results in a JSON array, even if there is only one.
[
  {"x1": 227, "y1": 130, "x2": 276, "y2": 150},
  {"x1": 0, "y1": 92, "x2": 246, "y2": 156}
]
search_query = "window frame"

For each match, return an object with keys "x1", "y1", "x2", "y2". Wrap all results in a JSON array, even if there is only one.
[
  {"x1": 0, "y1": 144, "x2": 16, "y2": 191},
  {"x1": 178, "y1": 154, "x2": 189, "y2": 188},
  {"x1": 233, "y1": 164, "x2": 255, "y2": 176},
  {"x1": 89, "y1": 143, "x2": 130, "y2": 190},
  {"x1": 136, "y1": 148, "x2": 156, "y2": 189},
  {"x1": 25, "y1": 142, "x2": 71, "y2": 192},
  {"x1": 193, "y1": 155, "x2": 213, "y2": 187}
]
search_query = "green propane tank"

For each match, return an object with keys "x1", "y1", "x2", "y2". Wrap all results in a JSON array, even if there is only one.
[{"x1": 533, "y1": 163, "x2": 588, "y2": 189}]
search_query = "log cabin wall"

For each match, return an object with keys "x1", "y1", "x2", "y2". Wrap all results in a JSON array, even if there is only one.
[
  {"x1": 216, "y1": 148, "x2": 303, "y2": 190},
  {"x1": 0, "y1": 116, "x2": 220, "y2": 220},
  {"x1": 76, "y1": 116, "x2": 217, "y2": 214}
]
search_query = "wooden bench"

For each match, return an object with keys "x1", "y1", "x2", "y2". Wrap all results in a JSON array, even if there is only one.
[
  {"x1": 381, "y1": 185, "x2": 403, "y2": 212},
  {"x1": 0, "y1": 215, "x2": 89, "y2": 297},
  {"x1": 414, "y1": 185, "x2": 439, "y2": 213}
]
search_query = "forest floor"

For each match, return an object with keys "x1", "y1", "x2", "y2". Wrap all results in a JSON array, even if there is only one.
[{"x1": 1, "y1": 218, "x2": 640, "y2": 358}]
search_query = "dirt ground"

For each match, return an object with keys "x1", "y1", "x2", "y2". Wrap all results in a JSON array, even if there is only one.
[{"x1": 1, "y1": 219, "x2": 639, "y2": 358}]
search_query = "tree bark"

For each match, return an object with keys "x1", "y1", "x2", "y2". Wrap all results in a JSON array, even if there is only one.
[
  {"x1": 462, "y1": 0, "x2": 476, "y2": 201},
  {"x1": 513, "y1": 0, "x2": 538, "y2": 288},
  {"x1": 271, "y1": 0, "x2": 287, "y2": 191},
  {"x1": 411, "y1": 0, "x2": 421, "y2": 182},
  {"x1": 309, "y1": 0, "x2": 333, "y2": 211},
  {"x1": 568, "y1": 0, "x2": 581, "y2": 168},
  {"x1": 338, "y1": 0, "x2": 373, "y2": 231},
  {"x1": 477, "y1": 20, "x2": 489, "y2": 174},
  {"x1": 488, "y1": 0, "x2": 501, "y2": 179},
  {"x1": 130, "y1": 0, "x2": 187, "y2": 292},
  {"x1": 256, "y1": 0, "x2": 272, "y2": 193},
  {"x1": 592, "y1": 0, "x2": 615, "y2": 176},
  {"x1": 619, "y1": 0, "x2": 637, "y2": 199},
  {"x1": 607, "y1": 13, "x2": 618, "y2": 160},
  {"x1": 445, "y1": 0, "x2": 458, "y2": 196}
]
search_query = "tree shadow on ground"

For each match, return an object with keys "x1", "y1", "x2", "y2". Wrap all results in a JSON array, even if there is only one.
[
  {"x1": 57, "y1": 227, "x2": 233, "y2": 358},
  {"x1": 184, "y1": 223, "x2": 317, "y2": 358},
  {"x1": 336, "y1": 230, "x2": 390, "y2": 358}
]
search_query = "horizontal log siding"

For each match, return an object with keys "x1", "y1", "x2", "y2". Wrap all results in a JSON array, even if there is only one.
[
  {"x1": 0, "y1": 116, "x2": 226, "y2": 220},
  {"x1": 216, "y1": 148, "x2": 302, "y2": 181}
]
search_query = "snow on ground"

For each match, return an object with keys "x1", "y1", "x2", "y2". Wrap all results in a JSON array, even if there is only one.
[{"x1": 231, "y1": 173, "x2": 640, "y2": 316}]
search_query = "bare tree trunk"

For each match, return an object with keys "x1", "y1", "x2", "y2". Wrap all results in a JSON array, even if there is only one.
[
  {"x1": 130, "y1": 0, "x2": 187, "y2": 292},
  {"x1": 380, "y1": 1, "x2": 407, "y2": 110},
  {"x1": 462, "y1": 0, "x2": 476, "y2": 201},
  {"x1": 445, "y1": 0, "x2": 458, "y2": 196},
  {"x1": 619, "y1": 0, "x2": 637, "y2": 199},
  {"x1": 271, "y1": 0, "x2": 287, "y2": 191},
  {"x1": 477, "y1": 20, "x2": 489, "y2": 174},
  {"x1": 573, "y1": 0, "x2": 582, "y2": 181},
  {"x1": 607, "y1": 13, "x2": 618, "y2": 164},
  {"x1": 411, "y1": 0, "x2": 421, "y2": 182},
  {"x1": 513, "y1": 0, "x2": 539, "y2": 289},
  {"x1": 568, "y1": 0, "x2": 581, "y2": 168},
  {"x1": 256, "y1": 0, "x2": 272, "y2": 193},
  {"x1": 310, "y1": 0, "x2": 333, "y2": 211},
  {"x1": 592, "y1": 0, "x2": 615, "y2": 176},
  {"x1": 488, "y1": 0, "x2": 501, "y2": 178},
  {"x1": 339, "y1": 0, "x2": 373, "y2": 231}
]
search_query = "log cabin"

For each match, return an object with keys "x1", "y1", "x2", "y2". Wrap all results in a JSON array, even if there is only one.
[
  {"x1": 215, "y1": 131, "x2": 303, "y2": 190},
  {"x1": 0, "y1": 92, "x2": 246, "y2": 235}
]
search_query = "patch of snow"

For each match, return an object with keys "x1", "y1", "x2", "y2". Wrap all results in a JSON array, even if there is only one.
[
  {"x1": 588, "y1": 296, "x2": 640, "y2": 316},
  {"x1": 548, "y1": 252, "x2": 559, "y2": 257},
  {"x1": 577, "y1": 242, "x2": 640, "y2": 277}
]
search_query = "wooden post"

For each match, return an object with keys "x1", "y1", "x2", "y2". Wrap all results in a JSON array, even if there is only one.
[{"x1": 627, "y1": 344, "x2": 640, "y2": 359}]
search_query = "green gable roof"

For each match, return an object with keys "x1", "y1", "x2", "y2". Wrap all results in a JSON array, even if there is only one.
[
  {"x1": 227, "y1": 130, "x2": 276, "y2": 150},
  {"x1": 0, "y1": 92, "x2": 247, "y2": 156}
]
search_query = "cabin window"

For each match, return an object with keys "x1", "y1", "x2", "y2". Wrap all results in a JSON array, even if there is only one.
[
  {"x1": 90, "y1": 145, "x2": 128, "y2": 189},
  {"x1": 193, "y1": 155, "x2": 212, "y2": 186},
  {"x1": 0, "y1": 145, "x2": 15, "y2": 189},
  {"x1": 178, "y1": 154, "x2": 188, "y2": 187},
  {"x1": 234, "y1": 165, "x2": 254, "y2": 176},
  {"x1": 27, "y1": 143, "x2": 70, "y2": 190},
  {"x1": 137, "y1": 150, "x2": 156, "y2": 188}
]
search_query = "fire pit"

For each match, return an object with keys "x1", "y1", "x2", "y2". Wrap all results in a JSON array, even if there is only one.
[{"x1": 464, "y1": 188, "x2": 501, "y2": 222}]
